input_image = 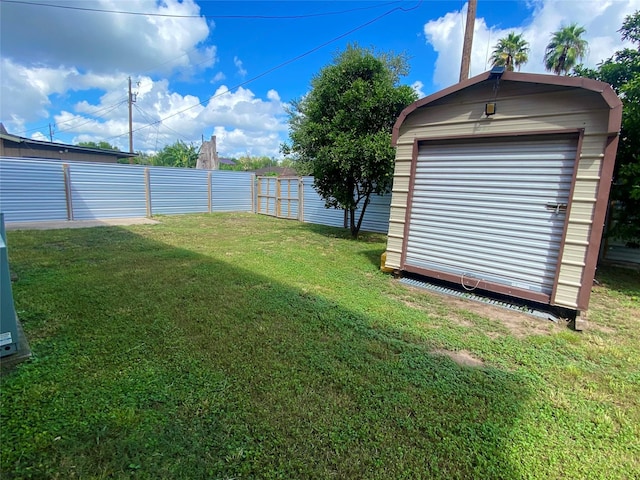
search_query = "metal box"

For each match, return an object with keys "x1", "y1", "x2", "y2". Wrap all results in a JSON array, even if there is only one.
[{"x1": 0, "y1": 213, "x2": 19, "y2": 357}]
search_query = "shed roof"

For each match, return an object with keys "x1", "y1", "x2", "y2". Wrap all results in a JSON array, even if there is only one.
[{"x1": 392, "y1": 71, "x2": 623, "y2": 146}]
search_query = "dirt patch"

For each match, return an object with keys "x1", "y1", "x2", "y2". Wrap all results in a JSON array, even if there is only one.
[
  {"x1": 448, "y1": 296, "x2": 562, "y2": 337},
  {"x1": 401, "y1": 285, "x2": 565, "y2": 338},
  {"x1": 432, "y1": 349, "x2": 484, "y2": 367}
]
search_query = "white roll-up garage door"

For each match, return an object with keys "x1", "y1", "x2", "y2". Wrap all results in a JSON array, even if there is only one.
[{"x1": 405, "y1": 134, "x2": 578, "y2": 296}]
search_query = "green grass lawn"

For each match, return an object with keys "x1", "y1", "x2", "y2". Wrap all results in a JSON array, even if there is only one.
[{"x1": 1, "y1": 213, "x2": 639, "y2": 479}]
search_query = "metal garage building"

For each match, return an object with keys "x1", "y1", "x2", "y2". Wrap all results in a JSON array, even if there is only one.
[{"x1": 385, "y1": 70, "x2": 622, "y2": 316}]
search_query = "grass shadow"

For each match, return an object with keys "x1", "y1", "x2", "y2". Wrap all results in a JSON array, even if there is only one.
[{"x1": 2, "y1": 220, "x2": 533, "y2": 479}]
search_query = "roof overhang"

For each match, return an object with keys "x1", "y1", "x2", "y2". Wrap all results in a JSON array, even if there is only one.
[
  {"x1": 392, "y1": 70, "x2": 623, "y2": 146},
  {"x1": 0, "y1": 133, "x2": 137, "y2": 159}
]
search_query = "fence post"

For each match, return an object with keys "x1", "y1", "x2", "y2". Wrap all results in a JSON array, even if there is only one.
[
  {"x1": 62, "y1": 163, "x2": 74, "y2": 220},
  {"x1": 208, "y1": 171, "x2": 213, "y2": 214},
  {"x1": 144, "y1": 168, "x2": 152, "y2": 217},
  {"x1": 251, "y1": 174, "x2": 256, "y2": 214},
  {"x1": 276, "y1": 178, "x2": 281, "y2": 218},
  {"x1": 298, "y1": 177, "x2": 304, "y2": 221}
]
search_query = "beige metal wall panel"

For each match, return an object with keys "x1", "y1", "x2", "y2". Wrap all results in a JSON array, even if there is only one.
[
  {"x1": 395, "y1": 144, "x2": 414, "y2": 158},
  {"x1": 568, "y1": 201, "x2": 597, "y2": 219},
  {"x1": 565, "y1": 223, "x2": 592, "y2": 244},
  {"x1": 386, "y1": 249, "x2": 402, "y2": 269},
  {"x1": 390, "y1": 191, "x2": 409, "y2": 207},
  {"x1": 561, "y1": 244, "x2": 588, "y2": 265},
  {"x1": 387, "y1": 220, "x2": 405, "y2": 238},
  {"x1": 572, "y1": 180, "x2": 599, "y2": 200},
  {"x1": 393, "y1": 166, "x2": 411, "y2": 181},
  {"x1": 554, "y1": 286, "x2": 580, "y2": 308},
  {"x1": 576, "y1": 158, "x2": 603, "y2": 177},
  {"x1": 558, "y1": 264, "x2": 584, "y2": 282}
]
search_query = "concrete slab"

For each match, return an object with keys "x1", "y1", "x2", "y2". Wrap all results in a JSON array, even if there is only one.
[{"x1": 5, "y1": 218, "x2": 160, "y2": 231}]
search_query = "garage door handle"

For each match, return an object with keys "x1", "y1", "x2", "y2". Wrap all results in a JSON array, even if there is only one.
[{"x1": 546, "y1": 203, "x2": 567, "y2": 214}]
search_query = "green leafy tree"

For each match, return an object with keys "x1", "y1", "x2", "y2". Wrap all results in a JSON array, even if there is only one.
[
  {"x1": 574, "y1": 11, "x2": 640, "y2": 245},
  {"x1": 151, "y1": 140, "x2": 199, "y2": 168},
  {"x1": 283, "y1": 44, "x2": 417, "y2": 238},
  {"x1": 490, "y1": 32, "x2": 530, "y2": 71},
  {"x1": 219, "y1": 155, "x2": 280, "y2": 171},
  {"x1": 77, "y1": 141, "x2": 120, "y2": 151},
  {"x1": 544, "y1": 24, "x2": 588, "y2": 75}
]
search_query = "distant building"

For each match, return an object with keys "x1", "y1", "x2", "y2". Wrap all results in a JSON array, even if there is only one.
[{"x1": 0, "y1": 124, "x2": 137, "y2": 163}]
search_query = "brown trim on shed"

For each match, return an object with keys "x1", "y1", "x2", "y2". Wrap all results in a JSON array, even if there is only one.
[
  {"x1": 577, "y1": 133, "x2": 621, "y2": 310},
  {"x1": 402, "y1": 265, "x2": 551, "y2": 305},
  {"x1": 404, "y1": 128, "x2": 583, "y2": 145},
  {"x1": 392, "y1": 71, "x2": 623, "y2": 146},
  {"x1": 400, "y1": 138, "x2": 420, "y2": 269},
  {"x1": 550, "y1": 130, "x2": 584, "y2": 306}
]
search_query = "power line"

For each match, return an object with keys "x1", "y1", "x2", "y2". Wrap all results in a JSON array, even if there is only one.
[
  {"x1": 133, "y1": 104, "x2": 194, "y2": 143},
  {"x1": 16, "y1": 98, "x2": 128, "y2": 135},
  {"x1": 53, "y1": 100, "x2": 128, "y2": 135},
  {"x1": 109, "y1": 1, "x2": 423, "y2": 141},
  {"x1": 1, "y1": 0, "x2": 402, "y2": 19}
]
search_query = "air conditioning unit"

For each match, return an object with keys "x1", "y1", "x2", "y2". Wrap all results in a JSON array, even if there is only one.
[{"x1": 0, "y1": 213, "x2": 19, "y2": 358}]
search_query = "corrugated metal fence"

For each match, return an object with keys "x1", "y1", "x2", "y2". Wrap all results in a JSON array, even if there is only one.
[
  {"x1": 0, "y1": 158, "x2": 254, "y2": 222},
  {"x1": 256, "y1": 176, "x2": 390, "y2": 234},
  {"x1": 0, "y1": 158, "x2": 390, "y2": 234}
]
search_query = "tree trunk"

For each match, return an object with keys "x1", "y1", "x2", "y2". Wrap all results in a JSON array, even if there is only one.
[
  {"x1": 349, "y1": 207, "x2": 358, "y2": 239},
  {"x1": 349, "y1": 194, "x2": 372, "y2": 239}
]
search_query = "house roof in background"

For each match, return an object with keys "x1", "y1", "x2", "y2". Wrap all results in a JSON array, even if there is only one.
[
  {"x1": 219, "y1": 157, "x2": 236, "y2": 165},
  {"x1": 0, "y1": 123, "x2": 138, "y2": 159}
]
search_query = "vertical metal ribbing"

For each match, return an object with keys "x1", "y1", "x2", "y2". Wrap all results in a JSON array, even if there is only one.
[{"x1": 208, "y1": 171, "x2": 213, "y2": 214}]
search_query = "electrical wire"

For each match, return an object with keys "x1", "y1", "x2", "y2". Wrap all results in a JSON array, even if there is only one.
[
  {"x1": 54, "y1": 100, "x2": 128, "y2": 134},
  {"x1": 133, "y1": 104, "x2": 194, "y2": 143},
  {"x1": 109, "y1": 1, "x2": 424, "y2": 140},
  {"x1": 16, "y1": 98, "x2": 128, "y2": 136},
  {"x1": 0, "y1": 0, "x2": 402, "y2": 20}
]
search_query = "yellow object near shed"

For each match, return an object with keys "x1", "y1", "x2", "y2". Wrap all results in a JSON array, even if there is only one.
[{"x1": 385, "y1": 70, "x2": 622, "y2": 317}]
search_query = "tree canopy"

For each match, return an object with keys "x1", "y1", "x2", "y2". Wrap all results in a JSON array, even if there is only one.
[
  {"x1": 490, "y1": 32, "x2": 530, "y2": 71},
  {"x1": 77, "y1": 141, "x2": 120, "y2": 151},
  {"x1": 148, "y1": 140, "x2": 199, "y2": 168},
  {"x1": 284, "y1": 44, "x2": 417, "y2": 238},
  {"x1": 544, "y1": 24, "x2": 588, "y2": 75},
  {"x1": 574, "y1": 11, "x2": 640, "y2": 245}
]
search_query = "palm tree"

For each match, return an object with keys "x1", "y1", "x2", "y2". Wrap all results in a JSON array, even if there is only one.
[
  {"x1": 544, "y1": 24, "x2": 588, "y2": 75},
  {"x1": 490, "y1": 32, "x2": 530, "y2": 71}
]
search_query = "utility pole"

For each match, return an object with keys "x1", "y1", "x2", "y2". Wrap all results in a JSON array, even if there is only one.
[
  {"x1": 128, "y1": 76, "x2": 135, "y2": 159},
  {"x1": 48, "y1": 124, "x2": 54, "y2": 142},
  {"x1": 459, "y1": 0, "x2": 477, "y2": 82}
]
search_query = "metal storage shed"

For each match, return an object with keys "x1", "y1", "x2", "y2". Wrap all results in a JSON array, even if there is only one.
[{"x1": 385, "y1": 70, "x2": 622, "y2": 317}]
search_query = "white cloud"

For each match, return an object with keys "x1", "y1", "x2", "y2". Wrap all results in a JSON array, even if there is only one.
[
  {"x1": 30, "y1": 77, "x2": 288, "y2": 156},
  {"x1": 212, "y1": 72, "x2": 227, "y2": 83},
  {"x1": 411, "y1": 80, "x2": 425, "y2": 98},
  {"x1": 0, "y1": 0, "x2": 215, "y2": 75},
  {"x1": 423, "y1": 0, "x2": 640, "y2": 89},
  {"x1": 234, "y1": 56, "x2": 248, "y2": 77},
  {"x1": 0, "y1": 58, "x2": 129, "y2": 128}
]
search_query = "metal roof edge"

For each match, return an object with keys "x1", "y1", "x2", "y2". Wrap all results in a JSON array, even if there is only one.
[
  {"x1": 0, "y1": 132, "x2": 137, "y2": 158},
  {"x1": 392, "y1": 71, "x2": 623, "y2": 146}
]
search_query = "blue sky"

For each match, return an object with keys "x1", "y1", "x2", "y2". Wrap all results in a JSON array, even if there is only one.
[{"x1": 1, "y1": 0, "x2": 638, "y2": 158}]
